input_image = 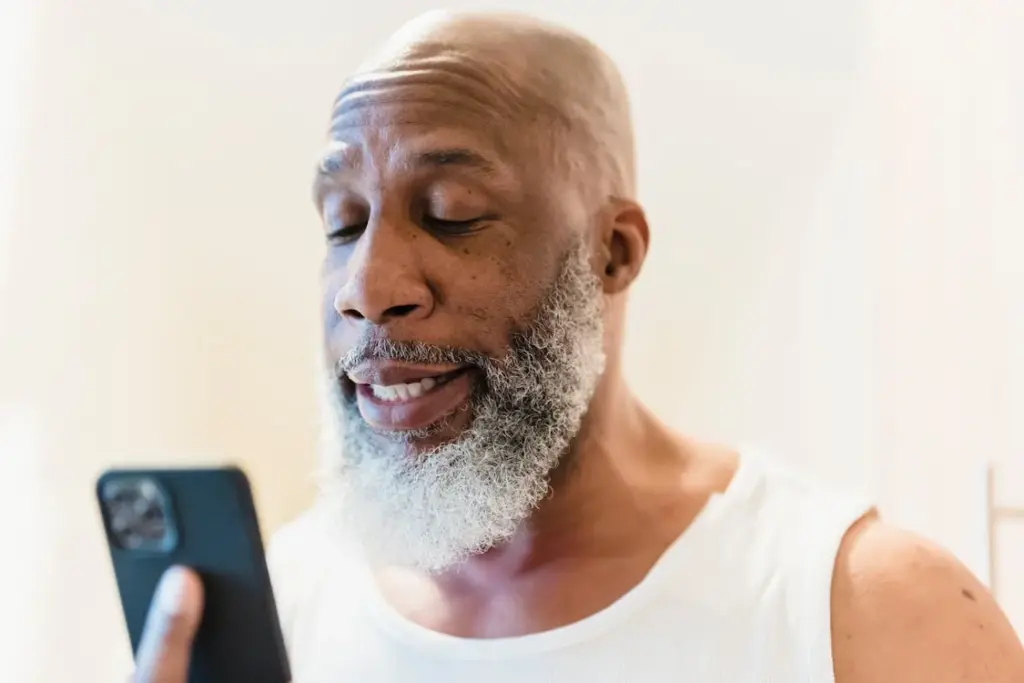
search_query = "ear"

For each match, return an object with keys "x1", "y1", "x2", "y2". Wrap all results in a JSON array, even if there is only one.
[{"x1": 598, "y1": 199, "x2": 650, "y2": 294}]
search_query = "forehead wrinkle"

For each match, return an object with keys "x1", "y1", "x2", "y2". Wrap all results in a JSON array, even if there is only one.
[
  {"x1": 330, "y1": 96, "x2": 498, "y2": 139},
  {"x1": 332, "y1": 74, "x2": 524, "y2": 139},
  {"x1": 331, "y1": 41, "x2": 577, "y2": 141},
  {"x1": 336, "y1": 51, "x2": 529, "y2": 115},
  {"x1": 315, "y1": 128, "x2": 522, "y2": 203},
  {"x1": 327, "y1": 94, "x2": 564, "y2": 200}
]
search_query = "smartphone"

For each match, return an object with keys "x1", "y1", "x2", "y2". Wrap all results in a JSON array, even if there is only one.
[{"x1": 96, "y1": 466, "x2": 290, "y2": 683}]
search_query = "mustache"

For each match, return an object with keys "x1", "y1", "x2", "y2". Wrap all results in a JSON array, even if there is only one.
[{"x1": 335, "y1": 337, "x2": 494, "y2": 377}]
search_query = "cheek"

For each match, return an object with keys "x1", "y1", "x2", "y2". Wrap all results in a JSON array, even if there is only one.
[
  {"x1": 440, "y1": 251, "x2": 547, "y2": 341},
  {"x1": 446, "y1": 261, "x2": 514, "y2": 320}
]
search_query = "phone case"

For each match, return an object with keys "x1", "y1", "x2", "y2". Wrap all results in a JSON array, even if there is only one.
[{"x1": 96, "y1": 467, "x2": 290, "y2": 683}]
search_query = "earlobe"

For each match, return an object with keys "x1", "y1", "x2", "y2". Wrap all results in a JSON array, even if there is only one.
[{"x1": 600, "y1": 200, "x2": 649, "y2": 294}]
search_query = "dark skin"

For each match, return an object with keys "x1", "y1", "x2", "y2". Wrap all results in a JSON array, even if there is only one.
[
  {"x1": 127, "y1": 12, "x2": 1024, "y2": 683},
  {"x1": 312, "y1": 52, "x2": 727, "y2": 638}
]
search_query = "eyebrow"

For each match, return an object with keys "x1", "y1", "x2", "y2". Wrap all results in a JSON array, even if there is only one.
[
  {"x1": 312, "y1": 146, "x2": 508, "y2": 204},
  {"x1": 316, "y1": 147, "x2": 351, "y2": 176},
  {"x1": 315, "y1": 147, "x2": 498, "y2": 178},
  {"x1": 414, "y1": 148, "x2": 498, "y2": 176}
]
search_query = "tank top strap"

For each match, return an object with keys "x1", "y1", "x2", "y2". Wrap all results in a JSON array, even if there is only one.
[{"x1": 789, "y1": 492, "x2": 875, "y2": 682}]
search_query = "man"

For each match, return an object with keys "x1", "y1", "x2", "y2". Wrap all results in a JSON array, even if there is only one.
[{"x1": 132, "y1": 10, "x2": 1024, "y2": 683}]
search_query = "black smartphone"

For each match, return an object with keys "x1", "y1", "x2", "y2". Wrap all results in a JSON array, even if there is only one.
[{"x1": 96, "y1": 466, "x2": 290, "y2": 683}]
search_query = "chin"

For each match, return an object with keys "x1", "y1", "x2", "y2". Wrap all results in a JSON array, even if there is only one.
[{"x1": 365, "y1": 422, "x2": 468, "y2": 456}]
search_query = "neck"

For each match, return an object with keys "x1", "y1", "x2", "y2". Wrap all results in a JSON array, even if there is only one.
[{"x1": 431, "y1": 368, "x2": 692, "y2": 586}]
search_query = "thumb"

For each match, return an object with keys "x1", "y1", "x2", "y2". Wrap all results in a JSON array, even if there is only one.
[{"x1": 132, "y1": 566, "x2": 205, "y2": 683}]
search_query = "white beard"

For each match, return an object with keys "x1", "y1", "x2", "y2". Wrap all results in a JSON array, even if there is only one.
[{"x1": 317, "y1": 238, "x2": 606, "y2": 573}]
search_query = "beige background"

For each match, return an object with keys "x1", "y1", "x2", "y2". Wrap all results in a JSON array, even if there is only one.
[{"x1": 1, "y1": 1, "x2": 1021, "y2": 681}]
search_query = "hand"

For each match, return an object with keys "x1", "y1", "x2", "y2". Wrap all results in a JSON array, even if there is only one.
[{"x1": 130, "y1": 567, "x2": 204, "y2": 683}]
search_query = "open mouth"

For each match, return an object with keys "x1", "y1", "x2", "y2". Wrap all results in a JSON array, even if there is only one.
[
  {"x1": 345, "y1": 365, "x2": 477, "y2": 433},
  {"x1": 362, "y1": 367, "x2": 467, "y2": 403}
]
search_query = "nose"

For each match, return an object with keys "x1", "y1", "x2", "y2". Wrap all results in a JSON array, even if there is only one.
[{"x1": 332, "y1": 220, "x2": 434, "y2": 325}]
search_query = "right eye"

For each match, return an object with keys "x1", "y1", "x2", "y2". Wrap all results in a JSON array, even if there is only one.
[
  {"x1": 326, "y1": 222, "x2": 367, "y2": 245},
  {"x1": 320, "y1": 191, "x2": 369, "y2": 246}
]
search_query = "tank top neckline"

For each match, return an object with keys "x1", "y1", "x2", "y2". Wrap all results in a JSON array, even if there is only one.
[{"x1": 358, "y1": 446, "x2": 765, "y2": 660}]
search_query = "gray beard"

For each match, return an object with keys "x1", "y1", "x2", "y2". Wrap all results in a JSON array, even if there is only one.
[{"x1": 317, "y1": 238, "x2": 606, "y2": 573}]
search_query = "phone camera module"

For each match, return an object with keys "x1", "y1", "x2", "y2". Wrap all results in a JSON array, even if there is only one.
[{"x1": 101, "y1": 477, "x2": 178, "y2": 553}]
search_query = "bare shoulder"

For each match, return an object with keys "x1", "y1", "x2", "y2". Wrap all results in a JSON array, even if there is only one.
[{"x1": 831, "y1": 514, "x2": 1024, "y2": 683}]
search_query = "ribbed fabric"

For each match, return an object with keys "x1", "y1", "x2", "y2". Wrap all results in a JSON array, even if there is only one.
[{"x1": 268, "y1": 449, "x2": 872, "y2": 683}]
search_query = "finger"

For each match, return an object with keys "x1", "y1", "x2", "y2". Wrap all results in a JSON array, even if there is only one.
[{"x1": 132, "y1": 566, "x2": 204, "y2": 683}]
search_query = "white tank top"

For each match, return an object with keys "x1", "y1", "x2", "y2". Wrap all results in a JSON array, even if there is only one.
[{"x1": 268, "y1": 449, "x2": 872, "y2": 683}]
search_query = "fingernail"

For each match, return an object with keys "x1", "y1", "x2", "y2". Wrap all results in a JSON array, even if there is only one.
[{"x1": 155, "y1": 566, "x2": 189, "y2": 614}]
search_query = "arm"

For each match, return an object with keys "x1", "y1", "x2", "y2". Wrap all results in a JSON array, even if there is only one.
[{"x1": 831, "y1": 516, "x2": 1024, "y2": 683}]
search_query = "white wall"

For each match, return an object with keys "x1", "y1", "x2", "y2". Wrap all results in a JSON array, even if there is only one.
[
  {"x1": 1, "y1": 2, "x2": 49, "y2": 681},
  {"x1": 866, "y1": 0, "x2": 1024, "y2": 582},
  {"x1": 1, "y1": 1, "x2": 1020, "y2": 681}
]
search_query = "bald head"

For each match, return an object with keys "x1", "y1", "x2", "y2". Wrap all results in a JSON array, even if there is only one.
[
  {"x1": 314, "y1": 10, "x2": 649, "y2": 360},
  {"x1": 333, "y1": 11, "x2": 636, "y2": 203}
]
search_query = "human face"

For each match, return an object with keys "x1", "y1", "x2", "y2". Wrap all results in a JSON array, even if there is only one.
[
  {"x1": 315, "y1": 65, "x2": 595, "y2": 448},
  {"x1": 313, "y1": 66, "x2": 607, "y2": 569}
]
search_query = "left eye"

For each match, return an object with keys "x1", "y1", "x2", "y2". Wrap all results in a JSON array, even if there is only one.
[{"x1": 423, "y1": 216, "x2": 488, "y2": 234}]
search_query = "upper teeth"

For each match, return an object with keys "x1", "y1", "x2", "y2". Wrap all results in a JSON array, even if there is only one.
[{"x1": 370, "y1": 376, "x2": 438, "y2": 402}]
